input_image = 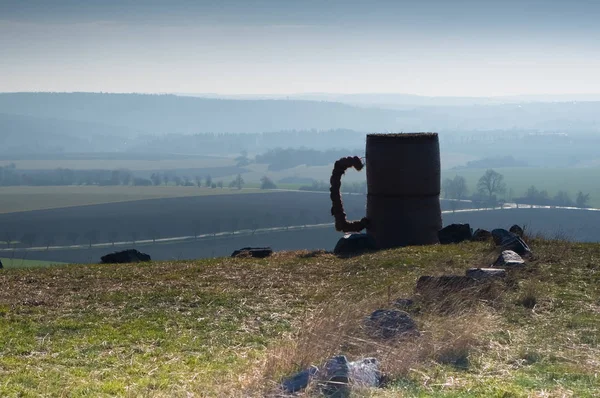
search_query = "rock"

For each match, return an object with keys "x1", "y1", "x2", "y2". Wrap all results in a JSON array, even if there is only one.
[
  {"x1": 333, "y1": 233, "x2": 377, "y2": 256},
  {"x1": 365, "y1": 309, "x2": 419, "y2": 339},
  {"x1": 491, "y1": 229, "x2": 532, "y2": 256},
  {"x1": 348, "y1": 358, "x2": 381, "y2": 388},
  {"x1": 493, "y1": 250, "x2": 525, "y2": 267},
  {"x1": 471, "y1": 228, "x2": 492, "y2": 242},
  {"x1": 319, "y1": 356, "x2": 381, "y2": 397},
  {"x1": 501, "y1": 236, "x2": 532, "y2": 257},
  {"x1": 438, "y1": 224, "x2": 472, "y2": 244},
  {"x1": 509, "y1": 224, "x2": 524, "y2": 237},
  {"x1": 393, "y1": 298, "x2": 414, "y2": 310},
  {"x1": 416, "y1": 275, "x2": 479, "y2": 293},
  {"x1": 100, "y1": 249, "x2": 151, "y2": 264},
  {"x1": 466, "y1": 267, "x2": 506, "y2": 280},
  {"x1": 320, "y1": 355, "x2": 350, "y2": 397},
  {"x1": 281, "y1": 365, "x2": 319, "y2": 394},
  {"x1": 491, "y1": 228, "x2": 516, "y2": 246},
  {"x1": 0, "y1": 259, "x2": 3, "y2": 269},
  {"x1": 231, "y1": 247, "x2": 273, "y2": 258}
]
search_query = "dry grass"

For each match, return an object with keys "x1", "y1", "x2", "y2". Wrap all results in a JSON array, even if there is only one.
[{"x1": 1, "y1": 240, "x2": 599, "y2": 396}]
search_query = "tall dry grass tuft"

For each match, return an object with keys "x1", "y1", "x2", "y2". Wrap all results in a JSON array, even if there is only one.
[{"x1": 244, "y1": 285, "x2": 503, "y2": 396}]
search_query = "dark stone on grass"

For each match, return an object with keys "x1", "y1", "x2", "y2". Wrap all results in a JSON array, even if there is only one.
[
  {"x1": 509, "y1": 224, "x2": 524, "y2": 237},
  {"x1": 416, "y1": 275, "x2": 479, "y2": 293},
  {"x1": 493, "y1": 250, "x2": 525, "y2": 267},
  {"x1": 501, "y1": 236, "x2": 532, "y2": 257},
  {"x1": 491, "y1": 229, "x2": 532, "y2": 256},
  {"x1": 471, "y1": 228, "x2": 492, "y2": 242},
  {"x1": 281, "y1": 365, "x2": 319, "y2": 393},
  {"x1": 365, "y1": 309, "x2": 419, "y2": 339},
  {"x1": 319, "y1": 356, "x2": 381, "y2": 397},
  {"x1": 0, "y1": 259, "x2": 3, "y2": 269},
  {"x1": 100, "y1": 249, "x2": 151, "y2": 264},
  {"x1": 231, "y1": 247, "x2": 273, "y2": 258},
  {"x1": 438, "y1": 223, "x2": 472, "y2": 244},
  {"x1": 333, "y1": 233, "x2": 376, "y2": 256},
  {"x1": 466, "y1": 267, "x2": 506, "y2": 280},
  {"x1": 492, "y1": 228, "x2": 516, "y2": 246}
]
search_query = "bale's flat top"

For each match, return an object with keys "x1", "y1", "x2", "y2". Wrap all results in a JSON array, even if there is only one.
[{"x1": 367, "y1": 132, "x2": 438, "y2": 141}]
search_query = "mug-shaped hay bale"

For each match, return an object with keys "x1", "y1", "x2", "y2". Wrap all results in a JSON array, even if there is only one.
[{"x1": 365, "y1": 133, "x2": 442, "y2": 249}]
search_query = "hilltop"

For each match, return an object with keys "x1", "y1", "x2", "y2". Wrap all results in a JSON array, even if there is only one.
[{"x1": 1, "y1": 238, "x2": 599, "y2": 396}]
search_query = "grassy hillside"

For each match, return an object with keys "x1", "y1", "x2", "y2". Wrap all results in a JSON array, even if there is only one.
[
  {"x1": 0, "y1": 257, "x2": 66, "y2": 268},
  {"x1": 1, "y1": 239, "x2": 599, "y2": 396}
]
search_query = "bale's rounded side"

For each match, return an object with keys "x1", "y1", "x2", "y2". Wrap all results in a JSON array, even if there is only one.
[{"x1": 365, "y1": 133, "x2": 442, "y2": 248}]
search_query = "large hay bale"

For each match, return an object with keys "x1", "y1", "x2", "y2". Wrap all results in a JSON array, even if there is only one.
[{"x1": 365, "y1": 133, "x2": 442, "y2": 249}]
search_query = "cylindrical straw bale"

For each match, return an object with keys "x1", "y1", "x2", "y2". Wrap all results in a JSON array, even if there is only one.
[{"x1": 365, "y1": 133, "x2": 442, "y2": 249}]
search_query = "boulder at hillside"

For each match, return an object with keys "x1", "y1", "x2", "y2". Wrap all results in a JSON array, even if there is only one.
[
  {"x1": 493, "y1": 250, "x2": 525, "y2": 268},
  {"x1": 231, "y1": 247, "x2": 273, "y2": 258},
  {"x1": 471, "y1": 228, "x2": 492, "y2": 242},
  {"x1": 281, "y1": 366, "x2": 319, "y2": 394},
  {"x1": 509, "y1": 224, "x2": 524, "y2": 237},
  {"x1": 492, "y1": 229, "x2": 532, "y2": 256},
  {"x1": 333, "y1": 233, "x2": 377, "y2": 256},
  {"x1": 0, "y1": 259, "x2": 3, "y2": 269},
  {"x1": 466, "y1": 267, "x2": 506, "y2": 280},
  {"x1": 438, "y1": 223, "x2": 472, "y2": 244},
  {"x1": 319, "y1": 356, "x2": 381, "y2": 397},
  {"x1": 365, "y1": 309, "x2": 419, "y2": 339},
  {"x1": 101, "y1": 249, "x2": 151, "y2": 264}
]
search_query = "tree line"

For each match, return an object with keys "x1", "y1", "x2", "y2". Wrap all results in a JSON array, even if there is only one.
[{"x1": 443, "y1": 169, "x2": 592, "y2": 208}]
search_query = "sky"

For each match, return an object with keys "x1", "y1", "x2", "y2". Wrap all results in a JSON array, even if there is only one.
[{"x1": 1, "y1": 0, "x2": 600, "y2": 97}]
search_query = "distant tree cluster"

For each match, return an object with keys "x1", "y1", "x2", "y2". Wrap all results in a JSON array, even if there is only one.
[
  {"x1": 515, "y1": 186, "x2": 590, "y2": 208},
  {"x1": 442, "y1": 169, "x2": 592, "y2": 208},
  {"x1": 0, "y1": 163, "x2": 134, "y2": 186},
  {"x1": 255, "y1": 148, "x2": 363, "y2": 171}
]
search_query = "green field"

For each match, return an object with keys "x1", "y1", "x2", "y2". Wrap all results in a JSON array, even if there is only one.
[
  {"x1": 0, "y1": 257, "x2": 66, "y2": 268},
  {"x1": 443, "y1": 167, "x2": 600, "y2": 207},
  {"x1": 1, "y1": 240, "x2": 599, "y2": 396},
  {"x1": 0, "y1": 186, "x2": 266, "y2": 214}
]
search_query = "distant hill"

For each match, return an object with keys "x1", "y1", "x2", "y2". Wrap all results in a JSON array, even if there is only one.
[{"x1": 0, "y1": 92, "x2": 406, "y2": 136}]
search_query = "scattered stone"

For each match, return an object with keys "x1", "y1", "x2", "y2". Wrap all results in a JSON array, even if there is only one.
[
  {"x1": 281, "y1": 366, "x2": 319, "y2": 394},
  {"x1": 333, "y1": 233, "x2": 377, "y2": 256},
  {"x1": 509, "y1": 224, "x2": 524, "y2": 237},
  {"x1": 365, "y1": 309, "x2": 419, "y2": 339},
  {"x1": 393, "y1": 298, "x2": 414, "y2": 310},
  {"x1": 501, "y1": 236, "x2": 532, "y2": 257},
  {"x1": 231, "y1": 247, "x2": 273, "y2": 258},
  {"x1": 491, "y1": 229, "x2": 532, "y2": 256},
  {"x1": 416, "y1": 275, "x2": 479, "y2": 293},
  {"x1": 466, "y1": 267, "x2": 506, "y2": 280},
  {"x1": 471, "y1": 228, "x2": 492, "y2": 242},
  {"x1": 493, "y1": 250, "x2": 525, "y2": 267},
  {"x1": 319, "y1": 356, "x2": 381, "y2": 397},
  {"x1": 100, "y1": 249, "x2": 151, "y2": 264},
  {"x1": 438, "y1": 223, "x2": 472, "y2": 244},
  {"x1": 491, "y1": 228, "x2": 516, "y2": 246}
]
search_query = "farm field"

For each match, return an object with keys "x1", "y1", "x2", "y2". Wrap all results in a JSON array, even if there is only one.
[
  {"x1": 0, "y1": 155, "x2": 236, "y2": 170},
  {"x1": 0, "y1": 191, "x2": 368, "y2": 248},
  {"x1": 0, "y1": 257, "x2": 66, "y2": 268},
  {"x1": 5, "y1": 207, "x2": 600, "y2": 265},
  {"x1": 443, "y1": 167, "x2": 600, "y2": 208},
  {"x1": 1, "y1": 240, "x2": 599, "y2": 396},
  {"x1": 0, "y1": 186, "x2": 265, "y2": 214}
]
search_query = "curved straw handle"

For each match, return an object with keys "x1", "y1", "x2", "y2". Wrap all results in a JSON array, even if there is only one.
[{"x1": 330, "y1": 156, "x2": 369, "y2": 232}]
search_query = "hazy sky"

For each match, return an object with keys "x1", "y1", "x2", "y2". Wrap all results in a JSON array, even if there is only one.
[{"x1": 1, "y1": 0, "x2": 600, "y2": 96}]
